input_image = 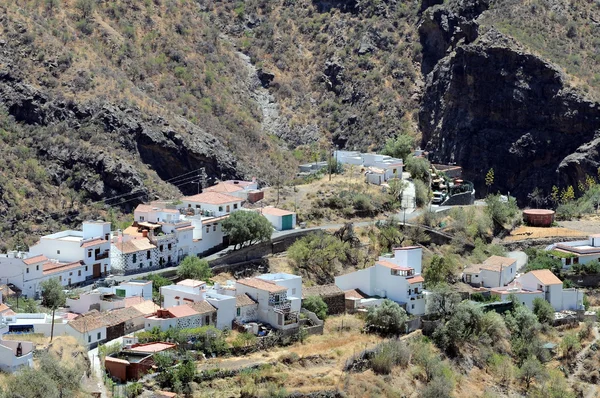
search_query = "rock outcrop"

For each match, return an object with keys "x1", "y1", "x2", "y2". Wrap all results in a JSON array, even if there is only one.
[{"x1": 419, "y1": 0, "x2": 600, "y2": 202}]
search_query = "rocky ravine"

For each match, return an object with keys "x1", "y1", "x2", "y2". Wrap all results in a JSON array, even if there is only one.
[{"x1": 419, "y1": 0, "x2": 600, "y2": 203}]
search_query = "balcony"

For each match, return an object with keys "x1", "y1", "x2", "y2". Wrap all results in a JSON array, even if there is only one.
[{"x1": 95, "y1": 250, "x2": 109, "y2": 261}]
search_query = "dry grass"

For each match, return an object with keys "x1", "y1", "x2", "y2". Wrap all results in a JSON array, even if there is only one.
[
  {"x1": 2, "y1": 333, "x2": 50, "y2": 346},
  {"x1": 503, "y1": 226, "x2": 587, "y2": 242}
]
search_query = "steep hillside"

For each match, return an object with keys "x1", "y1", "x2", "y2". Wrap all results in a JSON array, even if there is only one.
[{"x1": 419, "y1": 0, "x2": 600, "y2": 203}]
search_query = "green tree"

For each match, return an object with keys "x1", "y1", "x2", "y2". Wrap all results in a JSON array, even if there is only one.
[
  {"x1": 433, "y1": 301, "x2": 484, "y2": 352},
  {"x1": 381, "y1": 134, "x2": 414, "y2": 161},
  {"x1": 288, "y1": 232, "x2": 349, "y2": 284},
  {"x1": 485, "y1": 193, "x2": 519, "y2": 229},
  {"x1": 75, "y1": 0, "x2": 94, "y2": 19},
  {"x1": 426, "y1": 283, "x2": 461, "y2": 320},
  {"x1": 221, "y1": 211, "x2": 273, "y2": 249},
  {"x1": 365, "y1": 299, "x2": 408, "y2": 335},
  {"x1": 146, "y1": 273, "x2": 171, "y2": 304},
  {"x1": 405, "y1": 156, "x2": 431, "y2": 182},
  {"x1": 302, "y1": 295, "x2": 328, "y2": 320},
  {"x1": 40, "y1": 278, "x2": 65, "y2": 342},
  {"x1": 532, "y1": 297, "x2": 554, "y2": 325},
  {"x1": 424, "y1": 255, "x2": 457, "y2": 286},
  {"x1": 487, "y1": 353, "x2": 514, "y2": 387},
  {"x1": 560, "y1": 332, "x2": 581, "y2": 361},
  {"x1": 518, "y1": 356, "x2": 547, "y2": 390},
  {"x1": 414, "y1": 179, "x2": 430, "y2": 207},
  {"x1": 387, "y1": 178, "x2": 407, "y2": 205},
  {"x1": 485, "y1": 168, "x2": 494, "y2": 193},
  {"x1": 177, "y1": 256, "x2": 212, "y2": 281},
  {"x1": 374, "y1": 219, "x2": 404, "y2": 252}
]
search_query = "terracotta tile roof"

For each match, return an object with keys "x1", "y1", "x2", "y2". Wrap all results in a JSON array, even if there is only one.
[
  {"x1": 81, "y1": 238, "x2": 107, "y2": 248},
  {"x1": 527, "y1": 269, "x2": 563, "y2": 285},
  {"x1": 302, "y1": 284, "x2": 343, "y2": 299},
  {"x1": 187, "y1": 301, "x2": 216, "y2": 315},
  {"x1": 118, "y1": 238, "x2": 156, "y2": 254},
  {"x1": 407, "y1": 275, "x2": 425, "y2": 284},
  {"x1": 177, "y1": 279, "x2": 206, "y2": 288},
  {"x1": 0, "y1": 303, "x2": 10, "y2": 313},
  {"x1": 3, "y1": 309, "x2": 15, "y2": 316},
  {"x1": 101, "y1": 307, "x2": 143, "y2": 327},
  {"x1": 68, "y1": 313, "x2": 106, "y2": 333},
  {"x1": 124, "y1": 297, "x2": 144, "y2": 308},
  {"x1": 134, "y1": 204, "x2": 155, "y2": 213},
  {"x1": 183, "y1": 192, "x2": 241, "y2": 205},
  {"x1": 463, "y1": 265, "x2": 483, "y2": 274},
  {"x1": 205, "y1": 182, "x2": 244, "y2": 193},
  {"x1": 344, "y1": 289, "x2": 369, "y2": 300},
  {"x1": 376, "y1": 260, "x2": 413, "y2": 271},
  {"x1": 129, "y1": 342, "x2": 177, "y2": 353},
  {"x1": 167, "y1": 304, "x2": 199, "y2": 318},
  {"x1": 237, "y1": 278, "x2": 287, "y2": 293},
  {"x1": 201, "y1": 215, "x2": 229, "y2": 224},
  {"x1": 175, "y1": 225, "x2": 194, "y2": 231},
  {"x1": 261, "y1": 207, "x2": 295, "y2": 217},
  {"x1": 481, "y1": 256, "x2": 516, "y2": 272},
  {"x1": 236, "y1": 294, "x2": 257, "y2": 307},
  {"x1": 23, "y1": 255, "x2": 47, "y2": 265},
  {"x1": 43, "y1": 260, "x2": 84, "y2": 275},
  {"x1": 132, "y1": 300, "x2": 160, "y2": 315}
]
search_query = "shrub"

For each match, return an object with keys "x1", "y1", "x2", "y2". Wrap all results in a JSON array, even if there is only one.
[
  {"x1": 302, "y1": 296, "x2": 328, "y2": 320},
  {"x1": 365, "y1": 300, "x2": 408, "y2": 335},
  {"x1": 369, "y1": 340, "x2": 411, "y2": 374},
  {"x1": 177, "y1": 256, "x2": 212, "y2": 281},
  {"x1": 414, "y1": 179, "x2": 429, "y2": 207}
]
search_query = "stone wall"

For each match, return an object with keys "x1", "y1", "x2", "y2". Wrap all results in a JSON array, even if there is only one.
[{"x1": 563, "y1": 273, "x2": 600, "y2": 288}]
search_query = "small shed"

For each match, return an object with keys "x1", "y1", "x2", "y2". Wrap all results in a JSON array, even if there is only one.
[
  {"x1": 523, "y1": 209, "x2": 555, "y2": 227},
  {"x1": 260, "y1": 207, "x2": 296, "y2": 231}
]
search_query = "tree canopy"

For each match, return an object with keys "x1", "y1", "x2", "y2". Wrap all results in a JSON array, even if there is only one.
[
  {"x1": 221, "y1": 211, "x2": 273, "y2": 249},
  {"x1": 381, "y1": 134, "x2": 414, "y2": 161},
  {"x1": 302, "y1": 295, "x2": 328, "y2": 320},
  {"x1": 288, "y1": 232, "x2": 350, "y2": 284},
  {"x1": 177, "y1": 256, "x2": 212, "y2": 281},
  {"x1": 365, "y1": 299, "x2": 408, "y2": 335}
]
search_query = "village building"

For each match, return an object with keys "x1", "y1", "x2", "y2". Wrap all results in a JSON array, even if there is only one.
[
  {"x1": 144, "y1": 302, "x2": 217, "y2": 331},
  {"x1": 259, "y1": 207, "x2": 297, "y2": 231},
  {"x1": 178, "y1": 192, "x2": 243, "y2": 217},
  {"x1": 490, "y1": 269, "x2": 584, "y2": 311},
  {"x1": 335, "y1": 247, "x2": 425, "y2": 315},
  {"x1": 546, "y1": 234, "x2": 600, "y2": 267},
  {"x1": 204, "y1": 179, "x2": 261, "y2": 202},
  {"x1": 0, "y1": 333, "x2": 34, "y2": 373},
  {"x1": 104, "y1": 342, "x2": 177, "y2": 382},
  {"x1": 334, "y1": 150, "x2": 403, "y2": 185},
  {"x1": 66, "y1": 280, "x2": 153, "y2": 314},
  {"x1": 462, "y1": 255, "x2": 517, "y2": 288}
]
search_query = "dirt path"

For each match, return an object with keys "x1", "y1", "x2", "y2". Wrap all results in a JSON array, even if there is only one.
[{"x1": 570, "y1": 326, "x2": 600, "y2": 398}]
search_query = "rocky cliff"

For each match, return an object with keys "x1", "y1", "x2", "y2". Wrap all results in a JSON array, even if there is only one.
[{"x1": 419, "y1": 0, "x2": 600, "y2": 202}]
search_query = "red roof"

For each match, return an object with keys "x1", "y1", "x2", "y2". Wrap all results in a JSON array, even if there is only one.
[
  {"x1": 205, "y1": 182, "x2": 244, "y2": 193},
  {"x1": 376, "y1": 260, "x2": 413, "y2": 271},
  {"x1": 129, "y1": 342, "x2": 177, "y2": 353},
  {"x1": 237, "y1": 278, "x2": 287, "y2": 293},
  {"x1": 43, "y1": 260, "x2": 84, "y2": 275},
  {"x1": 407, "y1": 276, "x2": 424, "y2": 284},
  {"x1": 81, "y1": 238, "x2": 107, "y2": 248},
  {"x1": 23, "y1": 255, "x2": 47, "y2": 265},
  {"x1": 183, "y1": 192, "x2": 241, "y2": 205},
  {"x1": 167, "y1": 305, "x2": 199, "y2": 318}
]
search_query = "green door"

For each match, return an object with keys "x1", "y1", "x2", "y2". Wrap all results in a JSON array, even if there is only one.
[{"x1": 281, "y1": 215, "x2": 293, "y2": 230}]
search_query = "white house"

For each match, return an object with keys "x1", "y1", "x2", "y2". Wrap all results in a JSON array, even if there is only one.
[
  {"x1": 0, "y1": 336, "x2": 34, "y2": 373},
  {"x1": 335, "y1": 150, "x2": 403, "y2": 185},
  {"x1": 546, "y1": 234, "x2": 600, "y2": 267},
  {"x1": 236, "y1": 276, "x2": 301, "y2": 331},
  {"x1": 462, "y1": 255, "x2": 517, "y2": 288},
  {"x1": 144, "y1": 303, "x2": 216, "y2": 331},
  {"x1": 259, "y1": 207, "x2": 296, "y2": 231},
  {"x1": 66, "y1": 280, "x2": 153, "y2": 314},
  {"x1": 66, "y1": 312, "x2": 107, "y2": 348},
  {"x1": 491, "y1": 269, "x2": 584, "y2": 311},
  {"x1": 179, "y1": 192, "x2": 243, "y2": 217},
  {"x1": 335, "y1": 246, "x2": 425, "y2": 315},
  {"x1": 204, "y1": 179, "x2": 259, "y2": 201},
  {"x1": 161, "y1": 279, "x2": 207, "y2": 308},
  {"x1": 29, "y1": 220, "x2": 112, "y2": 279}
]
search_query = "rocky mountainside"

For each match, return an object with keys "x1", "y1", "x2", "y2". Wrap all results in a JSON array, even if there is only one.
[{"x1": 419, "y1": 0, "x2": 600, "y2": 203}]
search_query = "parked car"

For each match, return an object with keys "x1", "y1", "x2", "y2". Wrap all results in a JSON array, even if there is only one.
[{"x1": 432, "y1": 191, "x2": 446, "y2": 205}]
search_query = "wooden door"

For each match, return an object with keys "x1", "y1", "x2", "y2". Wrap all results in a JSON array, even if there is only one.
[{"x1": 93, "y1": 263, "x2": 101, "y2": 278}]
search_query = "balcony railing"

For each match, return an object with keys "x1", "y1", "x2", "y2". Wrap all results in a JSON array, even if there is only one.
[{"x1": 95, "y1": 250, "x2": 109, "y2": 260}]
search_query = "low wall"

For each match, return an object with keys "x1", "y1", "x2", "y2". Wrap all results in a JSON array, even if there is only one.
[
  {"x1": 441, "y1": 191, "x2": 475, "y2": 206},
  {"x1": 406, "y1": 317, "x2": 422, "y2": 333},
  {"x1": 33, "y1": 323, "x2": 67, "y2": 337}
]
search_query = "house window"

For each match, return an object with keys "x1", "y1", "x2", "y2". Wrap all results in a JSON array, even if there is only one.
[
  {"x1": 147, "y1": 250, "x2": 151, "y2": 259},
  {"x1": 97, "y1": 332, "x2": 101, "y2": 340},
  {"x1": 59, "y1": 276, "x2": 62, "y2": 282},
  {"x1": 226, "y1": 205, "x2": 230, "y2": 212},
  {"x1": 237, "y1": 308, "x2": 241, "y2": 316},
  {"x1": 234, "y1": 204, "x2": 238, "y2": 209},
  {"x1": 168, "y1": 243, "x2": 172, "y2": 250},
  {"x1": 36, "y1": 265, "x2": 39, "y2": 271},
  {"x1": 26, "y1": 268, "x2": 29, "y2": 274},
  {"x1": 414, "y1": 287, "x2": 419, "y2": 294},
  {"x1": 78, "y1": 270, "x2": 81, "y2": 276},
  {"x1": 206, "y1": 227, "x2": 209, "y2": 233},
  {"x1": 149, "y1": 261, "x2": 153, "y2": 267},
  {"x1": 88, "y1": 336, "x2": 91, "y2": 343},
  {"x1": 85, "y1": 266, "x2": 88, "y2": 271},
  {"x1": 205, "y1": 315, "x2": 210, "y2": 324},
  {"x1": 69, "y1": 272, "x2": 73, "y2": 276},
  {"x1": 57, "y1": 250, "x2": 60, "y2": 254},
  {"x1": 274, "y1": 294, "x2": 280, "y2": 304},
  {"x1": 292, "y1": 288, "x2": 296, "y2": 295},
  {"x1": 133, "y1": 253, "x2": 137, "y2": 263},
  {"x1": 213, "y1": 225, "x2": 216, "y2": 232},
  {"x1": 160, "y1": 245, "x2": 164, "y2": 252},
  {"x1": 140, "y1": 216, "x2": 145, "y2": 221},
  {"x1": 140, "y1": 264, "x2": 143, "y2": 268},
  {"x1": 411, "y1": 304, "x2": 414, "y2": 309},
  {"x1": 88, "y1": 251, "x2": 92, "y2": 258}
]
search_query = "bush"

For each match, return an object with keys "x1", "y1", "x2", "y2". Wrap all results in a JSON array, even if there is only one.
[
  {"x1": 365, "y1": 300, "x2": 408, "y2": 336},
  {"x1": 369, "y1": 340, "x2": 411, "y2": 374},
  {"x1": 177, "y1": 256, "x2": 212, "y2": 281},
  {"x1": 414, "y1": 179, "x2": 429, "y2": 207},
  {"x1": 532, "y1": 297, "x2": 554, "y2": 325},
  {"x1": 302, "y1": 296, "x2": 328, "y2": 320},
  {"x1": 406, "y1": 157, "x2": 430, "y2": 182}
]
